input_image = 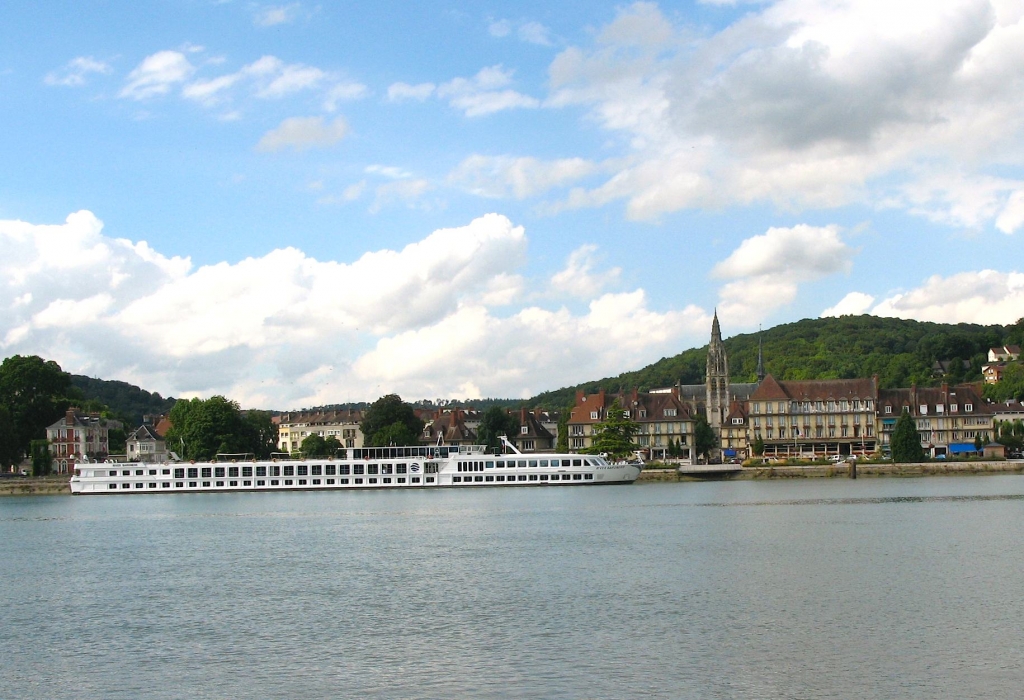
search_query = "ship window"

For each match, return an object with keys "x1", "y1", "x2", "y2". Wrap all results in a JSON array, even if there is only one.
[
  {"x1": 382, "y1": 477, "x2": 391, "y2": 484},
  {"x1": 284, "y1": 466, "x2": 294, "y2": 476},
  {"x1": 122, "y1": 470, "x2": 131, "y2": 476},
  {"x1": 242, "y1": 466, "x2": 253, "y2": 477},
  {"x1": 539, "y1": 460, "x2": 548, "y2": 467},
  {"x1": 215, "y1": 467, "x2": 225, "y2": 478},
  {"x1": 485, "y1": 475, "x2": 494, "y2": 482},
  {"x1": 474, "y1": 475, "x2": 483, "y2": 482},
  {"x1": 326, "y1": 479, "x2": 334, "y2": 484},
  {"x1": 202, "y1": 481, "x2": 210, "y2": 487},
  {"x1": 496, "y1": 475, "x2": 505, "y2": 481},
  {"x1": 529, "y1": 460, "x2": 538, "y2": 467},
  {"x1": 340, "y1": 479, "x2": 349, "y2": 484},
  {"x1": 228, "y1": 467, "x2": 239, "y2": 477},
  {"x1": 311, "y1": 478, "x2": 320, "y2": 485},
  {"x1": 136, "y1": 469, "x2": 144, "y2": 476},
  {"x1": 109, "y1": 470, "x2": 118, "y2": 476},
  {"x1": 202, "y1": 467, "x2": 212, "y2": 478},
  {"x1": 573, "y1": 459, "x2": 582, "y2": 466},
  {"x1": 339, "y1": 465, "x2": 350, "y2": 475},
  {"x1": 176, "y1": 482, "x2": 184, "y2": 487},
  {"x1": 425, "y1": 476, "x2": 434, "y2": 483},
  {"x1": 297, "y1": 465, "x2": 308, "y2": 476},
  {"x1": 453, "y1": 476, "x2": 462, "y2": 482},
  {"x1": 189, "y1": 482, "x2": 197, "y2": 487},
  {"x1": 284, "y1": 480, "x2": 293, "y2": 485},
  {"x1": 382, "y1": 464, "x2": 393, "y2": 474},
  {"x1": 412, "y1": 477, "x2": 422, "y2": 483},
  {"x1": 148, "y1": 469, "x2": 157, "y2": 476},
  {"x1": 271, "y1": 466, "x2": 280, "y2": 476},
  {"x1": 109, "y1": 484, "x2": 117, "y2": 490},
  {"x1": 518, "y1": 475, "x2": 527, "y2": 481},
  {"x1": 585, "y1": 474, "x2": 593, "y2": 480},
  {"x1": 216, "y1": 481, "x2": 224, "y2": 487},
  {"x1": 497, "y1": 461, "x2": 505, "y2": 468},
  {"x1": 573, "y1": 474, "x2": 582, "y2": 480},
  {"x1": 396, "y1": 463, "x2": 407, "y2": 474},
  {"x1": 311, "y1": 465, "x2": 322, "y2": 476},
  {"x1": 355, "y1": 478, "x2": 363, "y2": 484},
  {"x1": 540, "y1": 474, "x2": 548, "y2": 480},
  {"x1": 353, "y1": 465, "x2": 364, "y2": 475},
  {"x1": 486, "y1": 461, "x2": 494, "y2": 468},
  {"x1": 325, "y1": 465, "x2": 336, "y2": 475},
  {"x1": 298, "y1": 479, "x2": 306, "y2": 485},
  {"x1": 397, "y1": 477, "x2": 406, "y2": 483},
  {"x1": 134, "y1": 483, "x2": 143, "y2": 489},
  {"x1": 149, "y1": 483, "x2": 157, "y2": 488},
  {"x1": 529, "y1": 475, "x2": 538, "y2": 481},
  {"x1": 121, "y1": 483, "x2": 130, "y2": 489},
  {"x1": 271, "y1": 480, "x2": 279, "y2": 486},
  {"x1": 367, "y1": 464, "x2": 378, "y2": 475},
  {"x1": 519, "y1": 460, "x2": 528, "y2": 467}
]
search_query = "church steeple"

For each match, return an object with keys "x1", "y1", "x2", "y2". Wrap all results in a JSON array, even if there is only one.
[
  {"x1": 706, "y1": 310, "x2": 729, "y2": 441},
  {"x1": 756, "y1": 327, "x2": 765, "y2": 382}
]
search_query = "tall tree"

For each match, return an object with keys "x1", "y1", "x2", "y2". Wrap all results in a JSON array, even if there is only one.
[
  {"x1": 477, "y1": 406, "x2": 520, "y2": 452},
  {"x1": 891, "y1": 409, "x2": 925, "y2": 463},
  {"x1": 0, "y1": 405, "x2": 20, "y2": 470},
  {"x1": 164, "y1": 396, "x2": 249, "y2": 460},
  {"x1": 300, "y1": 434, "x2": 328, "y2": 457},
  {"x1": 243, "y1": 410, "x2": 279, "y2": 459},
  {"x1": 360, "y1": 394, "x2": 424, "y2": 447},
  {"x1": 0, "y1": 355, "x2": 73, "y2": 463},
  {"x1": 556, "y1": 405, "x2": 571, "y2": 452},
  {"x1": 584, "y1": 399, "x2": 640, "y2": 459},
  {"x1": 693, "y1": 414, "x2": 717, "y2": 460}
]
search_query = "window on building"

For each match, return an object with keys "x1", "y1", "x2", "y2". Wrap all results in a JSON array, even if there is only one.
[{"x1": 590, "y1": 411, "x2": 599, "y2": 420}]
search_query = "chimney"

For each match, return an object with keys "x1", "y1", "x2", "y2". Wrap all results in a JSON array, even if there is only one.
[{"x1": 66, "y1": 407, "x2": 77, "y2": 425}]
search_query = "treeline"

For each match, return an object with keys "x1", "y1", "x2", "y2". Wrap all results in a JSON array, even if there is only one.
[
  {"x1": 71, "y1": 375, "x2": 177, "y2": 426},
  {"x1": 527, "y1": 315, "x2": 1024, "y2": 409}
]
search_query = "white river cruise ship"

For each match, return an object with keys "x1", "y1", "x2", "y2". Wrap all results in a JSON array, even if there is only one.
[{"x1": 69, "y1": 441, "x2": 642, "y2": 495}]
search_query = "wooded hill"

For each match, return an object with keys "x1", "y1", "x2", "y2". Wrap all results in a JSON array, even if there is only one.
[
  {"x1": 526, "y1": 315, "x2": 1024, "y2": 409},
  {"x1": 70, "y1": 375, "x2": 177, "y2": 426}
]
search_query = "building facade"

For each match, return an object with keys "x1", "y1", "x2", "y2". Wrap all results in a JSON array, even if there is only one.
[
  {"x1": 46, "y1": 408, "x2": 122, "y2": 473},
  {"x1": 877, "y1": 384, "x2": 994, "y2": 458},
  {"x1": 126, "y1": 423, "x2": 168, "y2": 463},
  {"x1": 277, "y1": 409, "x2": 364, "y2": 453}
]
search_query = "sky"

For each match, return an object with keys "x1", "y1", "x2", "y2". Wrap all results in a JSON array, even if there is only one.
[{"x1": 1, "y1": 0, "x2": 1023, "y2": 409}]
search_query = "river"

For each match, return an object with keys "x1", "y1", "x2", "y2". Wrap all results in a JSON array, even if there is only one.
[{"x1": 2, "y1": 476, "x2": 1022, "y2": 698}]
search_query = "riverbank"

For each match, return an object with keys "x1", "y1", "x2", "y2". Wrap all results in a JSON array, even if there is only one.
[
  {"x1": 0, "y1": 476, "x2": 71, "y2": 496},
  {"x1": 638, "y1": 460, "x2": 1024, "y2": 482}
]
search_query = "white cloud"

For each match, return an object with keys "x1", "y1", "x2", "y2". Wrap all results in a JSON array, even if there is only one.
[
  {"x1": 869, "y1": 270, "x2": 1024, "y2": 325},
  {"x1": 120, "y1": 51, "x2": 194, "y2": 99},
  {"x1": 255, "y1": 63, "x2": 326, "y2": 98},
  {"x1": 365, "y1": 164, "x2": 413, "y2": 179},
  {"x1": 370, "y1": 179, "x2": 433, "y2": 213},
  {"x1": 489, "y1": 19, "x2": 512, "y2": 38},
  {"x1": 323, "y1": 80, "x2": 368, "y2": 110},
  {"x1": 44, "y1": 56, "x2": 112, "y2": 87},
  {"x1": 997, "y1": 189, "x2": 1024, "y2": 234},
  {"x1": 256, "y1": 116, "x2": 349, "y2": 152},
  {"x1": 518, "y1": 21, "x2": 554, "y2": 46},
  {"x1": 536, "y1": 0, "x2": 1024, "y2": 230},
  {"x1": 550, "y1": 245, "x2": 621, "y2": 299},
  {"x1": 387, "y1": 81, "x2": 436, "y2": 102},
  {"x1": 821, "y1": 291, "x2": 876, "y2": 317},
  {"x1": 1, "y1": 211, "x2": 713, "y2": 406},
  {"x1": 448, "y1": 155, "x2": 598, "y2": 199},
  {"x1": 712, "y1": 224, "x2": 855, "y2": 323},
  {"x1": 254, "y1": 3, "x2": 301, "y2": 27},
  {"x1": 437, "y1": 65, "x2": 540, "y2": 117}
]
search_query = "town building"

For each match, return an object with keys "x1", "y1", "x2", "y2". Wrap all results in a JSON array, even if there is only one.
[
  {"x1": 126, "y1": 423, "x2": 168, "y2": 463},
  {"x1": 567, "y1": 387, "x2": 697, "y2": 460},
  {"x1": 422, "y1": 407, "x2": 477, "y2": 446},
  {"x1": 877, "y1": 384, "x2": 994, "y2": 458},
  {"x1": 988, "y1": 345, "x2": 1021, "y2": 362},
  {"x1": 746, "y1": 376, "x2": 879, "y2": 458},
  {"x1": 512, "y1": 408, "x2": 557, "y2": 453},
  {"x1": 46, "y1": 408, "x2": 123, "y2": 473},
  {"x1": 277, "y1": 409, "x2": 363, "y2": 453}
]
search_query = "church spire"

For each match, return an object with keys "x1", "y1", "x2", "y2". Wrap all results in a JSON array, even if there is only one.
[
  {"x1": 706, "y1": 310, "x2": 729, "y2": 447},
  {"x1": 756, "y1": 326, "x2": 765, "y2": 382}
]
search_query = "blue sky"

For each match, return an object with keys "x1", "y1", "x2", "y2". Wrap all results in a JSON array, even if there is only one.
[{"x1": 2, "y1": 0, "x2": 1023, "y2": 409}]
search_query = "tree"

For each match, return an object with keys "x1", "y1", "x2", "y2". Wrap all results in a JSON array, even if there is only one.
[
  {"x1": 360, "y1": 394, "x2": 424, "y2": 447},
  {"x1": 30, "y1": 439, "x2": 52, "y2": 476},
  {"x1": 164, "y1": 396, "x2": 249, "y2": 460},
  {"x1": 693, "y1": 414, "x2": 717, "y2": 460},
  {"x1": 584, "y1": 399, "x2": 639, "y2": 459},
  {"x1": 751, "y1": 434, "x2": 765, "y2": 457},
  {"x1": 324, "y1": 436, "x2": 342, "y2": 455},
  {"x1": 243, "y1": 410, "x2": 279, "y2": 459},
  {"x1": 556, "y1": 405, "x2": 570, "y2": 452},
  {"x1": 0, "y1": 405, "x2": 20, "y2": 470},
  {"x1": 0, "y1": 355, "x2": 73, "y2": 464},
  {"x1": 891, "y1": 409, "x2": 925, "y2": 463},
  {"x1": 300, "y1": 434, "x2": 328, "y2": 457},
  {"x1": 477, "y1": 406, "x2": 519, "y2": 452}
]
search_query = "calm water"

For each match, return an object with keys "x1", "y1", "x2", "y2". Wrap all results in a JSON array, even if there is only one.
[{"x1": 2, "y1": 476, "x2": 1024, "y2": 699}]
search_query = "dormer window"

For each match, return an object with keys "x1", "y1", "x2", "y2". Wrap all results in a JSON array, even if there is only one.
[
  {"x1": 520, "y1": 425, "x2": 528, "y2": 434},
  {"x1": 639, "y1": 410, "x2": 647, "y2": 418},
  {"x1": 920, "y1": 405, "x2": 928, "y2": 415},
  {"x1": 950, "y1": 404, "x2": 958, "y2": 413},
  {"x1": 885, "y1": 405, "x2": 892, "y2": 414},
  {"x1": 664, "y1": 408, "x2": 677, "y2": 417},
  {"x1": 965, "y1": 404, "x2": 973, "y2": 412},
  {"x1": 590, "y1": 411, "x2": 599, "y2": 420},
  {"x1": 622, "y1": 410, "x2": 630, "y2": 418}
]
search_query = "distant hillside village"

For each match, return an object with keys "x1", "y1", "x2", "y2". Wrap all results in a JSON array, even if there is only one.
[{"x1": 35, "y1": 314, "x2": 1024, "y2": 474}]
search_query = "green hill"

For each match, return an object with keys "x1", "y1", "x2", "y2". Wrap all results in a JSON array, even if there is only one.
[
  {"x1": 526, "y1": 315, "x2": 1024, "y2": 408},
  {"x1": 71, "y1": 375, "x2": 177, "y2": 427}
]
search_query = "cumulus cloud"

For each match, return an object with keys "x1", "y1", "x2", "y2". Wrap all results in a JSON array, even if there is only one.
[
  {"x1": 437, "y1": 65, "x2": 540, "y2": 117},
  {"x1": 387, "y1": 81, "x2": 436, "y2": 102},
  {"x1": 120, "y1": 51, "x2": 194, "y2": 99},
  {"x1": 535, "y1": 0, "x2": 1024, "y2": 230},
  {"x1": 1, "y1": 211, "x2": 710, "y2": 407},
  {"x1": 869, "y1": 270, "x2": 1024, "y2": 325},
  {"x1": 448, "y1": 155, "x2": 598, "y2": 198},
  {"x1": 712, "y1": 224, "x2": 855, "y2": 323},
  {"x1": 489, "y1": 18, "x2": 554, "y2": 45},
  {"x1": 550, "y1": 245, "x2": 621, "y2": 299},
  {"x1": 821, "y1": 291, "x2": 876, "y2": 317},
  {"x1": 370, "y1": 179, "x2": 433, "y2": 213},
  {"x1": 254, "y1": 3, "x2": 301, "y2": 27},
  {"x1": 256, "y1": 116, "x2": 349, "y2": 151},
  {"x1": 44, "y1": 56, "x2": 112, "y2": 87}
]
